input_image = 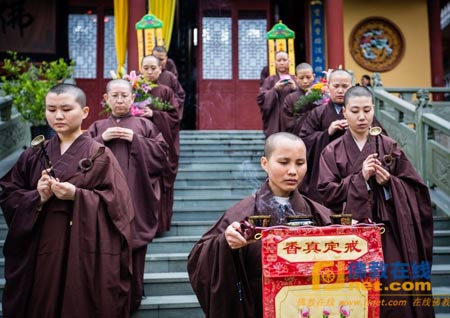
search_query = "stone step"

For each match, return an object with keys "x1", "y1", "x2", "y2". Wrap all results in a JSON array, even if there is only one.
[
  {"x1": 180, "y1": 139, "x2": 264, "y2": 146},
  {"x1": 179, "y1": 155, "x2": 261, "y2": 164},
  {"x1": 432, "y1": 264, "x2": 450, "y2": 288},
  {"x1": 177, "y1": 162, "x2": 261, "y2": 171},
  {"x1": 145, "y1": 252, "x2": 189, "y2": 273},
  {"x1": 433, "y1": 247, "x2": 450, "y2": 265},
  {"x1": 173, "y1": 196, "x2": 244, "y2": 210},
  {"x1": 434, "y1": 230, "x2": 450, "y2": 247},
  {"x1": 143, "y1": 272, "x2": 194, "y2": 297},
  {"x1": 162, "y1": 220, "x2": 213, "y2": 237},
  {"x1": 174, "y1": 177, "x2": 264, "y2": 188},
  {"x1": 178, "y1": 150, "x2": 264, "y2": 157},
  {"x1": 433, "y1": 286, "x2": 450, "y2": 314},
  {"x1": 147, "y1": 236, "x2": 199, "y2": 254},
  {"x1": 434, "y1": 215, "x2": 450, "y2": 230},
  {"x1": 180, "y1": 143, "x2": 263, "y2": 150},
  {"x1": 129, "y1": 294, "x2": 202, "y2": 318},
  {"x1": 0, "y1": 224, "x2": 6, "y2": 240},
  {"x1": 176, "y1": 170, "x2": 266, "y2": 180},
  {"x1": 180, "y1": 130, "x2": 263, "y2": 138},
  {"x1": 173, "y1": 184, "x2": 257, "y2": 198},
  {"x1": 172, "y1": 209, "x2": 223, "y2": 222}
]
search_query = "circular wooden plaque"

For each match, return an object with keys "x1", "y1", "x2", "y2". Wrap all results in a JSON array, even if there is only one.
[{"x1": 349, "y1": 17, "x2": 404, "y2": 72}]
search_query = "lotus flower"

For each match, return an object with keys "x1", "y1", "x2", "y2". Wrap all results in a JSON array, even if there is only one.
[
  {"x1": 323, "y1": 306, "x2": 330, "y2": 318},
  {"x1": 340, "y1": 305, "x2": 351, "y2": 318},
  {"x1": 300, "y1": 306, "x2": 310, "y2": 318}
]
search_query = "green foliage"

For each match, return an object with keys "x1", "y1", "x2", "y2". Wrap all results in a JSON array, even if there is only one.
[{"x1": 0, "y1": 51, "x2": 75, "y2": 126}]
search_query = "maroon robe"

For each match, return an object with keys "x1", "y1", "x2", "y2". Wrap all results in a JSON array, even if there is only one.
[
  {"x1": 0, "y1": 133, "x2": 134, "y2": 318},
  {"x1": 256, "y1": 74, "x2": 298, "y2": 137},
  {"x1": 147, "y1": 84, "x2": 181, "y2": 232},
  {"x1": 166, "y1": 58, "x2": 178, "y2": 78},
  {"x1": 318, "y1": 131, "x2": 435, "y2": 318},
  {"x1": 87, "y1": 114, "x2": 168, "y2": 247},
  {"x1": 157, "y1": 69, "x2": 185, "y2": 120},
  {"x1": 188, "y1": 181, "x2": 332, "y2": 318},
  {"x1": 259, "y1": 66, "x2": 269, "y2": 87},
  {"x1": 88, "y1": 114, "x2": 168, "y2": 311},
  {"x1": 298, "y1": 100, "x2": 385, "y2": 203}
]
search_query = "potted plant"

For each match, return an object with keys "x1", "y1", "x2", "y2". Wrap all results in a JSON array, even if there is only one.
[{"x1": 0, "y1": 51, "x2": 75, "y2": 138}]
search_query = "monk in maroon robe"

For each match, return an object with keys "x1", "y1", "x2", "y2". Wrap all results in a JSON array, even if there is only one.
[
  {"x1": 318, "y1": 86, "x2": 435, "y2": 318},
  {"x1": 282, "y1": 63, "x2": 316, "y2": 134},
  {"x1": 144, "y1": 50, "x2": 185, "y2": 120},
  {"x1": 188, "y1": 132, "x2": 332, "y2": 318},
  {"x1": 298, "y1": 70, "x2": 385, "y2": 203},
  {"x1": 87, "y1": 79, "x2": 169, "y2": 311},
  {"x1": 152, "y1": 45, "x2": 179, "y2": 78},
  {"x1": 140, "y1": 56, "x2": 181, "y2": 233},
  {"x1": 0, "y1": 84, "x2": 134, "y2": 318},
  {"x1": 256, "y1": 51, "x2": 298, "y2": 137}
]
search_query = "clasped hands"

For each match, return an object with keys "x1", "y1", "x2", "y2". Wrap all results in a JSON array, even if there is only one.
[
  {"x1": 328, "y1": 119, "x2": 348, "y2": 135},
  {"x1": 102, "y1": 127, "x2": 134, "y2": 142},
  {"x1": 362, "y1": 153, "x2": 390, "y2": 185},
  {"x1": 37, "y1": 169, "x2": 76, "y2": 205}
]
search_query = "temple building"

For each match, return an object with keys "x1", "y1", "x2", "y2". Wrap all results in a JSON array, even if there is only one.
[{"x1": 1, "y1": 0, "x2": 448, "y2": 129}]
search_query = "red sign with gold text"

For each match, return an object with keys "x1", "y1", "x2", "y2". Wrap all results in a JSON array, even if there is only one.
[{"x1": 262, "y1": 225, "x2": 383, "y2": 318}]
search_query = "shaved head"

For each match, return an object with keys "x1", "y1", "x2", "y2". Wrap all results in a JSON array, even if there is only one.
[
  {"x1": 264, "y1": 132, "x2": 306, "y2": 159},
  {"x1": 141, "y1": 55, "x2": 161, "y2": 67},
  {"x1": 106, "y1": 79, "x2": 132, "y2": 93},
  {"x1": 296, "y1": 63, "x2": 313, "y2": 73},
  {"x1": 46, "y1": 83, "x2": 86, "y2": 107}
]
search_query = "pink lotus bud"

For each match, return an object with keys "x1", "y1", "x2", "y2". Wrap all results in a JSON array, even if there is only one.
[
  {"x1": 300, "y1": 306, "x2": 310, "y2": 317},
  {"x1": 323, "y1": 306, "x2": 330, "y2": 316},
  {"x1": 340, "y1": 305, "x2": 350, "y2": 317}
]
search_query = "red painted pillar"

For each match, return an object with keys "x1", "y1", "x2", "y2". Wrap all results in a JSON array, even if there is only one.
[
  {"x1": 427, "y1": 0, "x2": 444, "y2": 88},
  {"x1": 128, "y1": 0, "x2": 146, "y2": 72},
  {"x1": 325, "y1": 0, "x2": 345, "y2": 69}
]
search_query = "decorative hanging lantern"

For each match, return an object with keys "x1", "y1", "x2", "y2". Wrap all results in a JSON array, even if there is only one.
[
  {"x1": 135, "y1": 13, "x2": 164, "y2": 64},
  {"x1": 266, "y1": 21, "x2": 296, "y2": 75}
]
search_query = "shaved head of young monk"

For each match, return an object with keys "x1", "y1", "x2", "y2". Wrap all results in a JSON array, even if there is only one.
[{"x1": 261, "y1": 132, "x2": 307, "y2": 197}]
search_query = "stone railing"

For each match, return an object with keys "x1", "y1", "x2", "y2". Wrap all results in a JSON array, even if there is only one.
[
  {"x1": 0, "y1": 95, "x2": 30, "y2": 161},
  {"x1": 372, "y1": 82, "x2": 450, "y2": 213}
]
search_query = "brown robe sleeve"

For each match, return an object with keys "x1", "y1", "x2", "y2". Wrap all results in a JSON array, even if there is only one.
[
  {"x1": 151, "y1": 86, "x2": 181, "y2": 186},
  {"x1": 282, "y1": 90, "x2": 302, "y2": 133},
  {"x1": 166, "y1": 58, "x2": 179, "y2": 78},
  {"x1": 158, "y1": 70, "x2": 185, "y2": 119},
  {"x1": 259, "y1": 66, "x2": 269, "y2": 87},
  {"x1": 188, "y1": 196, "x2": 259, "y2": 318},
  {"x1": 317, "y1": 136, "x2": 372, "y2": 215}
]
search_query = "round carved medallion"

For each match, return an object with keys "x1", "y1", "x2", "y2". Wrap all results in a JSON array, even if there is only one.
[{"x1": 349, "y1": 17, "x2": 404, "y2": 72}]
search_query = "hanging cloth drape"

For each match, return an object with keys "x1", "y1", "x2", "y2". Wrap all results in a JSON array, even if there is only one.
[
  {"x1": 114, "y1": 0, "x2": 128, "y2": 74},
  {"x1": 149, "y1": 0, "x2": 176, "y2": 50}
]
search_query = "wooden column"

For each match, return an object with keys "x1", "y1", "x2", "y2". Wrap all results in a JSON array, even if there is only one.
[
  {"x1": 128, "y1": 0, "x2": 146, "y2": 71},
  {"x1": 325, "y1": 0, "x2": 345, "y2": 69},
  {"x1": 428, "y1": 0, "x2": 444, "y2": 88}
]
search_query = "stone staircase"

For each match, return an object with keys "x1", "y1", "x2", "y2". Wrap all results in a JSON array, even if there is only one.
[{"x1": 0, "y1": 130, "x2": 450, "y2": 317}]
